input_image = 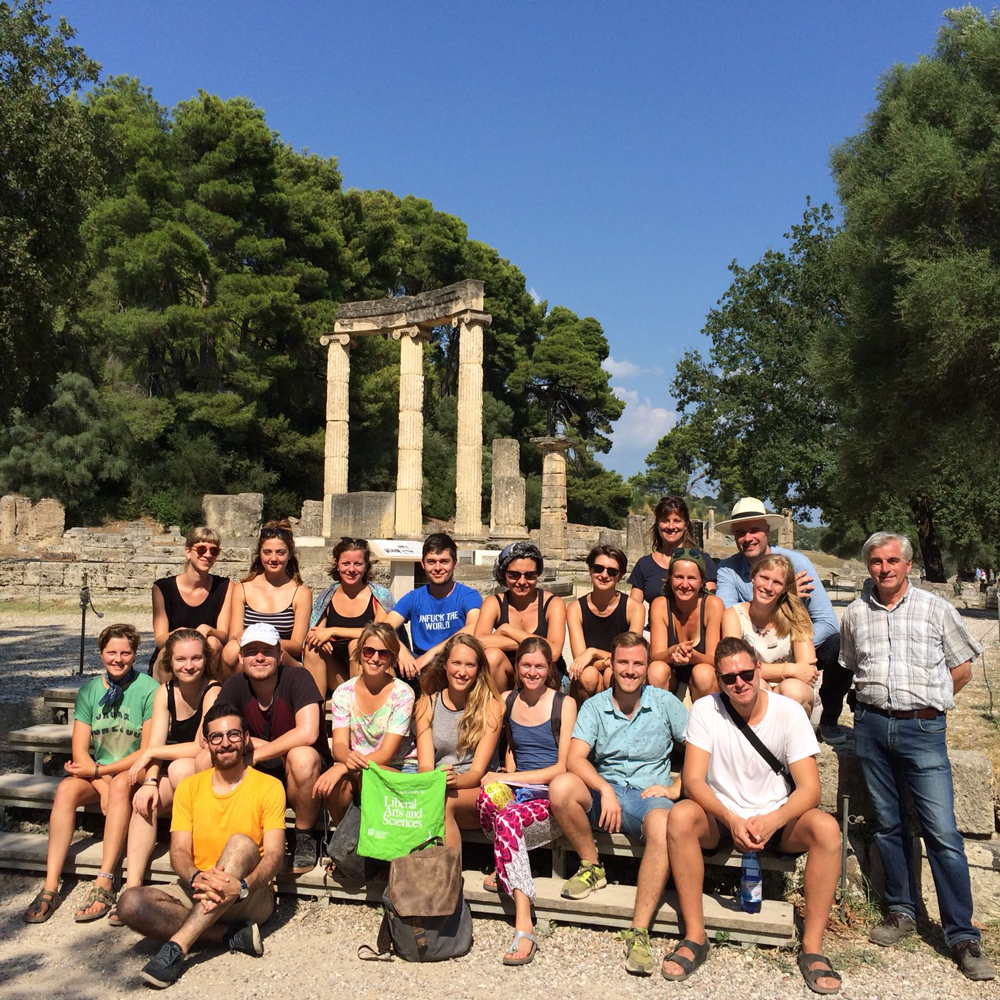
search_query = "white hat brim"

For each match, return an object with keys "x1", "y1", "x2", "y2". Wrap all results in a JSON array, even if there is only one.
[{"x1": 715, "y1": 513, "x2": 787, "y2": 536}]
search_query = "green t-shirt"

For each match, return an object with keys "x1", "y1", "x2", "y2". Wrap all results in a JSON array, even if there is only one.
[{"x1": 73, "y1": 672, "x2": 159, "y2": 765}]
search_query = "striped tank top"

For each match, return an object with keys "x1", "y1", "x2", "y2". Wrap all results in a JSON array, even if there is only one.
[{"x1": 241, "y1": 581, "x2": 299, "y2": 639}]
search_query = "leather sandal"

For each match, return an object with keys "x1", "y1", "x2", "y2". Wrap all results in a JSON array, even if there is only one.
[
  {"x1": 24, "y1": 889, "x2": 61, "y2": 923},
  {"x1": 74, "y1": 883, "x2": 116, "y2": 922},
  {"x1": 502, "y1": 930, "x2": 537, "y2": 966},
  {"x1": 661, "y1": 937, "x2": 710, "y2": 982},
  {"x1": 797, "y1": 951, "x2": 842, "y2": 995}
]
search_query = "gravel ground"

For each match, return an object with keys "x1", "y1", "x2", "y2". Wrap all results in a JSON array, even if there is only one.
[{"x1": 1, "y1": 605, "x2": 999, "y2": 998}]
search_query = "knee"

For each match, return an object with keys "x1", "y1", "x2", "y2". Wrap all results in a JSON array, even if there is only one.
[
  {"x1": 777, "y1": 679, "x2": 811, "y2": 707},
  {"x1": 642, "y1": 808, "x2": 669, "y2": 841},
  {"x1": 548, "y1": 772, "x2": 580, "y2": 810},
  {"x1": 690, "y1": 664, "x2": 717, "y2": 700},
  {"x1": 109, "y1": 772, "x2": 133, "y2": 797},
  {"x1": 205, "y1": 636, "x2": 222, "y2": 653},
  {"x1": 647, "y1": 660, "x2": 671, "y2": 690},
  {"x1": 116, "y1": 886, "x2": 145, "y2": 925},
  {"x1": 286, "y1": 747, "x2": 321, "y2": 780},
  {"x1": 666, "y1": 800, "x2": 701, "y2": 841},
  {"x1": 578, "y1": 666, "x2": 600, "y2": 696},
  {"x1": 804, "y1": 811, "x2": 842, "y2": 851},
  {"x1": 220, "y1": 833, "x2": 259, "y2": 867}
]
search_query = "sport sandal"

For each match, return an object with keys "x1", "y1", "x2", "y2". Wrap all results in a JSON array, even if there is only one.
[
  {"x1": 661, "y1": 937, "x2": 710, "y2": 982},
  {"x1": 74, "y1": 883, "x2": 116, "y2": 922},
  {"x1": 797, "y1": 951, "x2": 843, "y2": 995},
  {"x1": 502, "y1": 930, "x2": 538, "y2": 966},
  {"x1": 24, "y1": 889, "x2": 61, "y2": 923}
]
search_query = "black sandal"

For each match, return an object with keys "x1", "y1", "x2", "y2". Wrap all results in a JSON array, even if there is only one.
[
  {"x1": 797, "y1": 951, "x2": 842, "y2": 995},
  {"x1": 661, "y1": 937, "x2": 710, "y2": 982}
]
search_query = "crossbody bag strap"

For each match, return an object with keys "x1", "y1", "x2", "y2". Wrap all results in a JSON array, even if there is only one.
[
  {"x1": 503, "y1": 690, "x2": 518, "y2": 769},
  {"x1": 719, "y1": 693, "x2": 795, "y2": 790}
]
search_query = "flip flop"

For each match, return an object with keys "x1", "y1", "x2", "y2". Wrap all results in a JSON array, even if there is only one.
[
  {"x1": 107, "y1": 905, "x2": 125, "y2": 928},
  {"x1": 24, "y1": 889, "x2": 61, "y2": 923},
  {"x1": 483, "y1": 871, "x2": 499, "y2": 893},
  {"x1": 502, "y1": 930, "x2": 537, "y2": 966},
  {"x1": 74, "y1": 883, "x2": 116, "y2": 922},
  {"x1": 661, "y1": 937, "x2": 711, "y2": 982},
  {"x1": 797, "y1": 951, "x2": 842, "y2": 995}
]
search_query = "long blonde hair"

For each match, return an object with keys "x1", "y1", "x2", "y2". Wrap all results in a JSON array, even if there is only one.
[
  {"x1": 420, "y1": 633, "x2": 500, "y2": 756},
  {"x1": 751, "y1": 554, "x2": 812, "y2": 641}
]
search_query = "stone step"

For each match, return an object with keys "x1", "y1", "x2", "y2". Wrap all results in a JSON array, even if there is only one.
[
  {"x1": 0, "y1": 772, "x2": 794, "y2": 874},
  {"x1": 0, "y1": 831, "x2": 795, "y2": 943},
  {"x1": 9, "y1": 724, "x2": 74, "y2": 756}
]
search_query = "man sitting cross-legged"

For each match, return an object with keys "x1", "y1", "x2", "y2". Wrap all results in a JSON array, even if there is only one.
[
  {"x1": 548, "y1": 631, "x2": 688, "y2": 976},
  {"x1": 116, "y1": 703, "x2": 286, "y2": 989},
  {"x1": 662, "y1": 636, "x2": 842, "y2": 994}
]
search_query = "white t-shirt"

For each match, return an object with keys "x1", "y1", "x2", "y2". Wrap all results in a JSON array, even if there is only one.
[{"x1": 683, "y1": 691, "x2": 819, "y2": 819}]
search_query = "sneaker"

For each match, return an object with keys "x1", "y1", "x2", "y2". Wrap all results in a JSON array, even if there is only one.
[
  {"x1": 290, "y1": 830, "x2": 318, "y2": 874},
  {"x1": 819, "y1": 723, "x2": 848, "y2": 746},
  {"x1": 953, "y1": 939, "x2": 996, "y2": 981},
  {"x1": 869, "y1": 912, "x2": 917, "y2": 946},
  {"x1": 560, "y1": 862, "x2": 607, "y2": 900},
  {"x1": 224, "y1": 920, "x2": 264, "y2": 957},
  {"x1": 140, "y1": 941, "x2": 185, "y2": 989},
  {"x1": 623, "y1": 926, "x2": 654, "y2": 975}
]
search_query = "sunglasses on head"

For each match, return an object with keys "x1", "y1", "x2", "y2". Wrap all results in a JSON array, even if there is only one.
[
  {"x1": 506, "y1": 569, "x2": 538, "y2": 582},
  {"x1": 260, "y1": 527, "x2": 292, "y2": 541},
  {"x1": 192, "y1": 543, "x2": 220, "y2": 557},
  {"x1": 361, "y1": 645, "x2": 392, "y2": 662},
  {"x1": 340, "y1": 536, "x2": 368, "y2": 547},
  {"x1": 590, "y1": 563, "x2": 621, "y2": 579},
  {"x1": 719, "y1": 668, "x2": 757, "y2": 686}
]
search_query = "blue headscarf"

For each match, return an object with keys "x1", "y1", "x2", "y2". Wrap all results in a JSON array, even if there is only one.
[{"x1": 493, "y1": 541, "x2": 544, "y2": 588}]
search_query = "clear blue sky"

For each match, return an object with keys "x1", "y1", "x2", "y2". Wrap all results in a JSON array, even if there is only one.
[{"x1": 56, "y1": 0, "x2": 953, "y2": 477}]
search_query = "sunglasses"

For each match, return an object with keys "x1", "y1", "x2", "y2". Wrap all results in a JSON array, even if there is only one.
[
  {"x1": 506, "y1": 570, "x2": 538, "y2": 582},
  {"x1": 206, "y1": 728, "x2": 245, "y2": 746},
  {"x1": 590, "y1": 564, "x2": 621, "y2": 579},
  {"x1": 192, "y1": 543, "x2": 220, "y2": 557},
  {"x1": 361, "y1": 646, "x2": 392, "y2": 662},
  {"x1": 340, "y1": 536, "x2": 368, "y2": 547},
  {"x1": 719, "y1": 668, "x2": 757, "y2": 686},
  {"x1": 260, "y1": 527, "x2": 292, "y2": 541}
]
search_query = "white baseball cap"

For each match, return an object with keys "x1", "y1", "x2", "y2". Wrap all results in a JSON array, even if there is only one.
[{"x1": 240, "y1": 623, "x2": 281, "y2": 648}]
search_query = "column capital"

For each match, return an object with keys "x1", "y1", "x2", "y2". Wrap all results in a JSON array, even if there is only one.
[
  {"x1": 454, "y1": 309, "x2": 492, "y2": 329},
  {"x1": 530, "y1": 435, "x2": 571, "y2": 454},
  {"x1": 390, "y1": 324, "x2": 433, "y2": 343},
  {"x1": 320, "y1": 332, "x2": 356, "y2": 348}
]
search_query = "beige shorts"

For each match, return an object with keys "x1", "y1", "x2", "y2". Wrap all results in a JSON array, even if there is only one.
[{"x1": 158, "y1": 879, "x2": 274, "y2": 924}]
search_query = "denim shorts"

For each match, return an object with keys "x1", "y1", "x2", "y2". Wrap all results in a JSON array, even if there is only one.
[{"x1": 586, "y1": 782, "x2": 673, "y2": 840}]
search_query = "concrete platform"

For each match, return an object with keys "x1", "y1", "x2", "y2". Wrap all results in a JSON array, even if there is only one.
[{"x1": 0, "y1": 831, "x2": 795, "y2": 944}]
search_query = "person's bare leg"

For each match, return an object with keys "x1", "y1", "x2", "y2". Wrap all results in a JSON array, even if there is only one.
[
  {"x1": 39, "y1": 778, "x2": 99, "y2": 898},
  {"x1": 123, "y1": 776, "x2": 174, "y2": 890},
  {"x1": 689, "y1": 664, "x2": 719, "y2": 701},
  {"x1": 220, "y1": 639, "x2": 242, "y2": 680},
  {"x1": 484, "y1": 647, "x2": 514, "y2": 692},
  {"x1": 324, "y1": 773, "x2": 357, "y2": 826},
  {"x1": 548, "y1": 772, "x2": 598, "y2": 863},
  {"x1": 204, "y1": 636, "x2": 223, "y2": 680},
  {"x1": 303, "y1": 646, "x2": 329, "y2": 700},
  {"x1": 78, "y1": 771, "x2": 135, "y2": 916},
  {"x1": 116, "y1": 886, "x2": 204, "y2": 941},
  {"x1": 505, "y1": 889, "x2": 535, "y2": 960},
  {"x1": 570, "y1": 665, "x2": 602, "y2": 707},
  {"x1": 152, "y1": 648, "x2": 170, "y2": 685},
  {"x1": 777, "y1": 678, "x2": 814, "y2": 716},
  {"x1": 285, "y1": 747, "x2": 322, "y2": 830},
  {"x1": 646, "y1": 660, "x2": 672, "y2": 690},
  {"x1": 632, "y1": 808, "x2": 669, "y2": 929},
  {"x1": 781, "y1": 809, "x2": 842, "y2": 992},
  {"x1": 662, "y1": 800, "x2": 713, "y2": 977}
]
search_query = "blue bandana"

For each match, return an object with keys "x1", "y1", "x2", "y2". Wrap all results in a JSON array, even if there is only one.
[{"x1": 98, "y1": 668, "x2": 136, "y2": 709}]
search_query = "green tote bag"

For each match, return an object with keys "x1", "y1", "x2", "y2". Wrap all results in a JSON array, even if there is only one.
[{"x1": 358, "y1": 762, "x2": 447, "y2": 861}]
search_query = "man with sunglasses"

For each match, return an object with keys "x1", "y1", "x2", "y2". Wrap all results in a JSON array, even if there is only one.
[
  {"x1": 218, "y1": 623, "x2": 330, "y2": 875},
  {"x1": 116, "y1": 703, "x2": 286, "y2": 989},
  {"x1": 549, "y1": 632, "x2": 687, "y2": 976},
  {"x1": 714, "y1": 497, "x2": 846, "y2": 745},
  {"x1": 662, "y1": 636, "x2": 841, "y2": 992},
  {"x1": 383, "y1": 533, "x2": 482, "y2": 681}
]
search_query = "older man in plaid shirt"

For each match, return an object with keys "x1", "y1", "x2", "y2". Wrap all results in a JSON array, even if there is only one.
[{"x1": 840, "y1": 531, "x2": 993, "y2": 982}]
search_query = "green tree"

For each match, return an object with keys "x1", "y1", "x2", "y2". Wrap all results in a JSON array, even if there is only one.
[
  {"x1": 0, "y1": 0, "x2": 100, "y2": 418},
  {"x1": 629, "y1": 421, "x2": 709, "y2": 507},
  {"x1": 821, "y1": 7, "x2": 1000, "y2": 579}
]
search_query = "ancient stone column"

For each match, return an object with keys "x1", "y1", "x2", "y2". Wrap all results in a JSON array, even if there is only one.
[
  {"x1": 706, "y1": 507, "x2": 716, "y2": 542},
  {"x1": 490, "y1": 438, "x2": 526, "y2": 538},
  {"x1": 454, "y1": 309, "x2": 492, "y2": 539},
  {"x1": 531, "y1": 436, "x2": 571, "y2": 560},
  {"x1": 394, "y1": 326, "x2": 429, "y2": 538},
  {"x1": 319, "y1": 332, "x2": 354, "y2": 537},
  {"x1": 779, "y1": 508, "x2": 794, "y2": 548}
]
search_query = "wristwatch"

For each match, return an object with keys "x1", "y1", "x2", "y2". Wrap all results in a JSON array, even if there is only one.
[
  {"x1": 188, "y1": 871, "x2": 200, "y2": 889},
  {"x1": 238, "y1": 877, "x2": 249, "y2": 899}
]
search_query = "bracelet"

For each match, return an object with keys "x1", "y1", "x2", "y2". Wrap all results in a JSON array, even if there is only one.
[
  {"x1": 144, "y1": 777, "x2": 158, "y2": 785},
  {"x1": 94, "y1": 763, "x2": 100, "y2": 779}
]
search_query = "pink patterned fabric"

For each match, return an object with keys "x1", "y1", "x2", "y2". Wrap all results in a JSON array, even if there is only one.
[{"x1": 476, "y1": 788, "x2": 560, "y2": 900}]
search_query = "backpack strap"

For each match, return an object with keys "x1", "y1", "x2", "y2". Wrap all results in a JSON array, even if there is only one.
[
  {"x1": 719, "y1": 692, "x2": 794, "y2": 791},
  {"x1": 550, "y1": 690, "x2": 565, "y2": 747},
  {"x1": 358, "y1": 912, "x2": 393, "y2": 961},
  {"x1": 503, "y1": 691, "x2": 518, "y2": 769}
]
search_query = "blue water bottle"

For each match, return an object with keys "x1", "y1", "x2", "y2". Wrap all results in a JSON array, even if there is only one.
[{"x1": 739, "y1": 852, "x2": 762, "y2": 913}]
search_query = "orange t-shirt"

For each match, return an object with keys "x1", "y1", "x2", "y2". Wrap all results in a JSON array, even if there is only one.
[{"x1": 171, "y1": 767, "x2": 286, "y2": 872}]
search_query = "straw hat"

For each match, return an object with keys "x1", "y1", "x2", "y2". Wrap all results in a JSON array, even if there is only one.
[{"x1": 715, "y1": 497, "x2": 786, "y2": 536}]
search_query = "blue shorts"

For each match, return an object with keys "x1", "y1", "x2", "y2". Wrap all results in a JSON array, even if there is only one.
[{"x1": 586, "y1": 783, "x2": 673, "y2": 840}]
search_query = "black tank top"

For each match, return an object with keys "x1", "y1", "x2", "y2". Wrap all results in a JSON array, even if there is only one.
[
  {"x1": 155, "y1": 575, "x2": 229, "y2": 631},
  {"x1": 166, "y1": 681, "x2": 221, "y2": 745},
  {"x1": 498, "y1": 590, "x2": 554, "y2": 636},
  {"x1": 667, "y1": 594, "x2": 709, "y2": 667},
  {"x1": 578, "y1": 593, "x2": 630, "y2": 652},
  {"x1": 324, "y1": 591, "x2": 376, "y2": 631}
]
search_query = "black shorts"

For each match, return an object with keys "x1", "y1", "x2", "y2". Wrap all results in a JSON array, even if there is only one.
[{"x1": 703, "y1": 821, "x2": 802, "y2": 859}]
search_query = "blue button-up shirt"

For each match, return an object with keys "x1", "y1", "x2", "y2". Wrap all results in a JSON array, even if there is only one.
[
  {"x1": 571, "y1": 685, "x2": 688, "y2": 789},
  {"x1": 715, "y1": 545, "x2": 839, "y2": 646}
]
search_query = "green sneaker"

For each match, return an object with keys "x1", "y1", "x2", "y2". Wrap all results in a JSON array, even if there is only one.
[
  {"x1": 623, "y1": 926, "x2": 654, "y2": 975},
  {"x1": 560, "y1": 862, "x2": 607, "y2": 900}
]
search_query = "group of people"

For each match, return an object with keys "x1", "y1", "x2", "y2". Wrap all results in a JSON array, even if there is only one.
[{"x1": 20, "y1": 500, "x2": 994, "y2": 989}]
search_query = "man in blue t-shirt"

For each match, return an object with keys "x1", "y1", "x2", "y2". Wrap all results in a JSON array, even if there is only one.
[
  {"x1": 714, "y1": 497, "x2": 848, "y2": 745},
  {"x1": 384, "y1": 533, "x2": 482, "y2": 678}
]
